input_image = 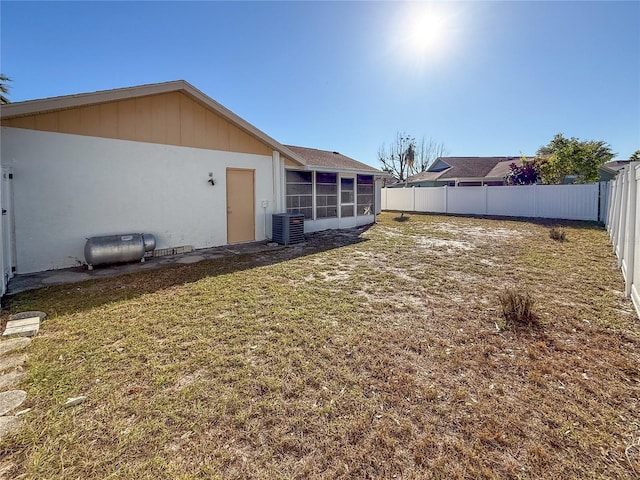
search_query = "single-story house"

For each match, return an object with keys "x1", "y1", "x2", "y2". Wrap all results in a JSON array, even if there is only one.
[
  {"x1": 0, "y1": 80, "x2": 383, "y2": 290},
  {"x1": 389, "y1": 156, "x2": 532, "y2": 187},
  {"x1": 599, "y1": 160, "x2": 631, "y2": 182}
]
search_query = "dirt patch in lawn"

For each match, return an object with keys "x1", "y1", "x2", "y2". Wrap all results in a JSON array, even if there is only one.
[{"x1": 1, "y1": 212, "x2": 639, "y2": 479}]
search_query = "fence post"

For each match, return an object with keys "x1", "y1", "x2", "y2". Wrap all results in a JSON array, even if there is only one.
[
  {"x1": 533, "y1": 184, "x2": 538, "y2": 218},
  {"x1": 607, "y1": 180, "x2": 614, "y2": 231},
  {"x1": 484, "y1": 185, "x2": 488, "y2": 215},
  {"x1": 610, "y1": 174, "x2": 623, "y2": 247},
  {"x1": 443, "y1": 185, "x2": 448, "y2": 214},
  {"x1": 622, "y1": 164, "x2": 638, "y2": 295},
  {"x1": 411, "y1": 186, "x2": 416, "y2": 212},
  {"x1": 616, "y1": 166, "x2": 631, "y2": 266},
  {"x1": 632, "y1": 164, "x2": 640, "y2": 315},
  {"x1": 607, "y1": 179, "x2": 615, "y2": 229}
]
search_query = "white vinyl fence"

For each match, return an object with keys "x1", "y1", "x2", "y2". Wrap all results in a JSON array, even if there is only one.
[
  {"x1": 606, "y1": 162, "x2": 640, "y2": 318},
  {"x1": 382, "y1": 184, "x2": 601, "y2": 221}
]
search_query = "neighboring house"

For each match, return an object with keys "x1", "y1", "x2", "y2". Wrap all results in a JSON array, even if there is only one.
[
  {"x1": 0, "y1": 80, "x2": 383, "y2": 282},
  {"x1": 388, "y1": 156, "x2": 531, "y2": 187},
  {"x1": 599, "y1": 160, "x2": 631, "y2": 182}
]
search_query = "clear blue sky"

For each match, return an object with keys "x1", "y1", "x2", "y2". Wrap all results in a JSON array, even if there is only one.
[{"x1": 1, "y1": 1, "x2": 639, "y2": 167}]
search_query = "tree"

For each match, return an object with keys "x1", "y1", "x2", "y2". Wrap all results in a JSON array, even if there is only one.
[
  {"x1": 378, "y1": 132, "x2": 417, "y2": 182},
  {"x1": 378, "y1": 132, "x2": 448, "y2": 181},
  {"x1": 504, "y1": 155, "x2": 543, "y2": 185},
  {"x1": 536, "y1": 133, "x2": 615, "y2": 184},
  {"x1": 630, "y1": 150, "x2": 640, "y2": 161},
  {"x1": 414, "y1": 136, "x2": 449, "y2": 173},
  {"x1": 0, "y1": 74, "x2": 11, "y2": 105}
]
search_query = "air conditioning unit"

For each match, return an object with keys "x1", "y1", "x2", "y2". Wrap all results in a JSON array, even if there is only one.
[{"x1": 272, "y1": 213, "x2": 305, "y2": 245}]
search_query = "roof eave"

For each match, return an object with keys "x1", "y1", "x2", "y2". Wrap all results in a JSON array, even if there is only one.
[
  {"x1": 599, "y1": 165, "x2": 618, "y2": 174},
  {"x1": 301, "y1": 165, "x2": 385, "y2": 175},
  {"x1": 450, "y1": 176, "x2": 505, "y2": 182}
]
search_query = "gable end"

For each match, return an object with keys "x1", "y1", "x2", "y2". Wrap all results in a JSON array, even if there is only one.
[{"x1": 1, "y1": 91, "x2": 272, "y2": 156}]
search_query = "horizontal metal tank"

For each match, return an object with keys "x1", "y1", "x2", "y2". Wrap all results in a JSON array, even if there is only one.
[{"x1": 84, "y1": 233, "x2": 156, "y2": 269}]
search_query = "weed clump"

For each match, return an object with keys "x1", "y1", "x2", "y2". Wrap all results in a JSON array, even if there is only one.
[
  {"x1": 549, "y1": 227, "x2": 566, "y2": 242},
  {"x1": 498, "y1": 288, "x2": 539, "y2": 329}
]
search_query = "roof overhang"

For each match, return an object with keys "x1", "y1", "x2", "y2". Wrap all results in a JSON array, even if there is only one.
[
  {"x1": 599, "y1": 165, "x2": 618, "y2": 175},
  {"x1": 289, "y1": 164, "x2": 389, "y2": 176}
]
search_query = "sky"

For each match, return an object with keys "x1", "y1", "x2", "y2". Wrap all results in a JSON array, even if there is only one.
[{"x1": 1, "y1": 1, "x2": 639, "y2": 167}]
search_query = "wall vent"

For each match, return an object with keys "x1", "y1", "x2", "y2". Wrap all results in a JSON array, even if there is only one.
[
  {"x1": 272, "y1": 213, "x2": 305, "y2": 245},
  {"x1": 153, "y1": 245, "x2": 194, "y2": 257}
]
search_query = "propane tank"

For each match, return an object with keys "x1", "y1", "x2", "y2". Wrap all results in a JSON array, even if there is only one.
[{"x1": 84, "y1": 233, "x2": 156, "y2": 269}]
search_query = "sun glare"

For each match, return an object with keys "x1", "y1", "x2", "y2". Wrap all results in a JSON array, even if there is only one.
[
  {"x1": 408, "y1": 8, "x2": 449, "y2": 55},
  {"x1": 389, "y1": 2, "x2": 462, "y2": 69}
]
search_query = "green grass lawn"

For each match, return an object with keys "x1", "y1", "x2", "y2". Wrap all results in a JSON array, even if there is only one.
[{"x1": 2, "y1": 212, "x2": 639, "y2": 479}]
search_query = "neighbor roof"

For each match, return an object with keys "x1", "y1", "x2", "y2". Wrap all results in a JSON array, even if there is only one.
[
  {"x1": 0, "y1": 80, "x2": 309, "y2": 167},
  {"x1": 403, "y1": 170, "x2": 443, "y2": 183},
  {"x1": 406, "y1": 156, "x2": 529, "y2": 184},
  {"x1": 602, "y1": 160, "x2": 631, "y2": 172},
  {"x1": 436, "y1": 157, "x2": 519, "y2": 179},
  {"x1": 285, "y1": 145, "x2": 381, "y2": 174}
]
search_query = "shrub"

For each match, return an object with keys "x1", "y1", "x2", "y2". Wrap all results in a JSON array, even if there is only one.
[
  {"x1": 498, "y1": 288, "x2": 539, "y2": 329},
  {"x1": 504, "y1": 156, "x2": 544, "y2": 185},
  {"x1": 549, "y1": 227, "x2": 566, "y2": 242}
]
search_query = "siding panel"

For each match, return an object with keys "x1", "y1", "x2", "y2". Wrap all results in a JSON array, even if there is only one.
[
  {"x1": 135, "y1": 97, "x2": 152, "y2": 142},
  {"x1": 1, "y1": 91, "x2": 273, "y2": 155},
  {"x1": 165, "y1": 92, "x2": 181, "y2": 145},
  {"x1": 34, "y1": 112, "x2": 58, "y2": 131},
  {"x1": 192, "y1": 102, "x2": 207, "y2": 149},
  {"x1": 117, "y1": 99, "x2": 136, "y2": 140},
  {"x1": 179, "y1": 94, "x2": 194, "y2": 146},
  {"x1": 99, "y1": 103, "x2": 118, "y2": 138},
  {"x1": 150, "y1": 94, "x2": 168, "y2": 144}
]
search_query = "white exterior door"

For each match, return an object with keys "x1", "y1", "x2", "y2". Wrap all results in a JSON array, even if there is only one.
[{"x1": 339, "y1": 175, "x2": 357, "y2": 228}]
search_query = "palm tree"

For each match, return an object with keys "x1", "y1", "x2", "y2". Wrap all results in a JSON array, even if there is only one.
[{"x1": 0, "y1": 74, "x2": 11, "y2": 104}]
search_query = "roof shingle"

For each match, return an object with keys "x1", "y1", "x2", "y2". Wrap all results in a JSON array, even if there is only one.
[
  {"x1": 406, "y1": 156, "x2": 529, "y2": 183},
  {"x1": 284, "y1": 145, "x2": 380, "y2": 173}
]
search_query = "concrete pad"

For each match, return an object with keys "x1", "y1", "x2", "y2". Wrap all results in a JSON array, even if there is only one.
[
  {"x1": 0, "y1": 390, "x2": 26, "y2": 415},
  {"x1": 176, "y1": 255, "x2": 205, "y2": 264},
  {"x1": 0, "y1": 416, "x2": 22, "y2": 440},
  {"x1": 0, "y1": 337, "x2": 31, "y2": 356},
  {"x1": 0, "y1": 370, "x2": 26, "y2": 391},
  {"x1": 0, "y1": 355, "x2": 27, "y2": 373},
  {"x1": 7, "y1": 237, "x2": 291, "y2": 294},
  {"x1": 3, "y1": 317, "x2": 40, "y2": 338},
  {"x1": 41, "y1": 271, "x2": 91, "y2": 284},
  {"x1": 8, "y1": 311, "x2": 47, "y2": 322}
]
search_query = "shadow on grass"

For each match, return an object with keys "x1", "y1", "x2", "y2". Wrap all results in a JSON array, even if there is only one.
[{"x1": 3, "y1": 226, "x2": 372, "y2": 318}]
